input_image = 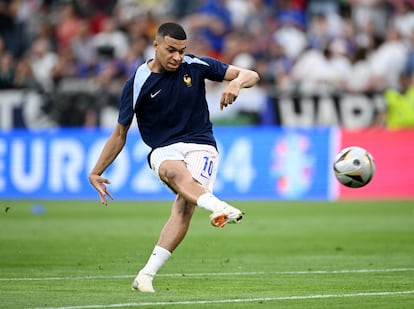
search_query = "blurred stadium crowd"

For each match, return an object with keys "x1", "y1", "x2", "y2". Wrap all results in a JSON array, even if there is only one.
[{"x1": 1, "y1": 0, "x2": 414, "y2": 127}]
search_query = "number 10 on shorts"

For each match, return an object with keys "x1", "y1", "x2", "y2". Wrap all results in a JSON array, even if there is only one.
[{"x1": 201, "y1": 156, "x2": 213, "y2": 179}]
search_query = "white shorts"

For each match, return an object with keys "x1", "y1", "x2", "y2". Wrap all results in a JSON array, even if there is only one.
[{"x1": 149, "y1": 142, "x2": 219, "y2": 192}]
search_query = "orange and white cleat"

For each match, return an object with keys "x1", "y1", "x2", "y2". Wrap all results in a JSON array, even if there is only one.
[{"x1": 210, "y1": 202, "x2": 243, "y2": 228}]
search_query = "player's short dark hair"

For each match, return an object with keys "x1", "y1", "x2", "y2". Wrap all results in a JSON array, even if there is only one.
[{"x1": 156, "y1": 22, "x2": 187, "y2": 40}]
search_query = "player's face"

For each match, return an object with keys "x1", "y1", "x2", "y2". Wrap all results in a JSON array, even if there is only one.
[{"x1": 154, "y1": 36, "x2": 187, "y2": 72}]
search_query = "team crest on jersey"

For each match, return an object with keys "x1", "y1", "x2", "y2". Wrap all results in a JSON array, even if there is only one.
[{"x1": 183, "y1": 74, "x2": 192, "y2": 87}]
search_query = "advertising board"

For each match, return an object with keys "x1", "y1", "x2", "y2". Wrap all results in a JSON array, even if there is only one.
[{"x1": 0, "y1": 127, "x2": 333, "y2": 200}]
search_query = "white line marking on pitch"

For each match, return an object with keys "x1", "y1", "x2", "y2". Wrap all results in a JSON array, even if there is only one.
[
  {"x1": 30, "y1": 290, "x2": 414, "y2": 309},
  {"x1": 1, "y1": 267, "x2": 413, "y2": 282}
]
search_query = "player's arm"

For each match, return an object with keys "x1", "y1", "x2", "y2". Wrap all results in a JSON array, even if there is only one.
[
  {"x1": 220, "y1": 64, "x2": 260, "y2": 110},
  {"x1": 88, "y1": 122, "x2": 130, "y2": 205}
]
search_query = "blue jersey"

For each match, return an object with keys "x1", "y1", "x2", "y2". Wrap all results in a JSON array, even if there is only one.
[{"x1": 117, "y1": 54, "x2": 229, "y2": 150}]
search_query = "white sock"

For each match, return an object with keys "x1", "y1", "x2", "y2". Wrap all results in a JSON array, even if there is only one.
[
  {"x1": 140, "y1": 245, "x2": 171, "y2": 276},
  {"x1": 196, "y1": 192, "x2": 221, "y2": 212}
]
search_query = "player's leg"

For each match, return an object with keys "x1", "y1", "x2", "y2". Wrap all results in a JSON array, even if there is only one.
[
  {"x1": 159, "y1": 158, "x2": 243, "y2": 227},
  {"x1": 153, "y1": 143, "x2": 243, "y2": 226},
  {"x1": 158, "y1": 159, "x2": 209, "y2": 204},
  {"x1": 176, "y1": 143, "x2": 243, "y2": 227},
  {"x1": 132, "y1": 144, "x2": 243, "y2": 292},
  {"x1": 132, "y1": 195, "x2": 194, "y2": 293},
  {"x1": 157, "y1": 195, "x2": 195, "y2": 252},
  {"x1": 149, "y1": 143, "x2": 219, "y2": 210}
]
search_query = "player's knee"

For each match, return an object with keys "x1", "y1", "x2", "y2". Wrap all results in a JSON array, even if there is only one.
[{"x1": 159, "y1": 164, "x2": 181, "y2": 186}]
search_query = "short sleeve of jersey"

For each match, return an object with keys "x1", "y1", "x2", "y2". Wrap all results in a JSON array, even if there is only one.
[
  {"x1": 117, "y1": 75, "x2": 135, "y2": 126},
  {"x1": 198, "y1": 56, "x2": 229, "y2": 82}
]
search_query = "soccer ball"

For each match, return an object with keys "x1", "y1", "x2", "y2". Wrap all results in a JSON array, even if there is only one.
[{"x1": 333, "y1": 146, "x2": 375, "y2": 188}]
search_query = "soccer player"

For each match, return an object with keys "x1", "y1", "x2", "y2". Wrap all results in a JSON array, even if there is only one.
[{"x1": 88, "y1": 22, "x2": 260, "y2": 292}]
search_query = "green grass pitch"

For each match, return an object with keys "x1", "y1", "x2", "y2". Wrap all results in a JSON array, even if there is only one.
[{"x1": 0, "y1": 200, "x2": 413, "y2": 308}]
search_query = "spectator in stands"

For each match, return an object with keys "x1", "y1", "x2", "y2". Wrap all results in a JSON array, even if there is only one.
[
  {"x1": 93, "y1": 55, "x2": 123, "y2": 93},
  {"x1": 273, "y1": 14, "x2": 307, "y2": 61},
  {"x1": 219, "y1": 30, "x2": 254, "y2": 65},
  {"x1": 384, "y1": 71, "x2": 414, "y2": 129},
  {"x1": 369, "y1": 27, "x2": 408, "y2": 91},
  {"x1": 119, "y1": 35, "x2": 147, "y2": 78},
  {"x1": 186, "y1": 32, "x2": 216, "y2": 60},
  {"x1": 345, "y1": 46, "x2": 375, "y2": 93},
  {"x1": 351, "y1": 0, "x2": 391, "y2": 41},
  {"x1": 307, "y1": 13, "x2": 333, "y2": 51},
  {"x1": 1, "y1": 0, "x2": 413, "y2": 128},
  {"x1": 325, "y1": 38, "x2": 352, "y2": 91},
  {"x1": 29, "y1": 37, "x2": 58, "y2": 93},
  {"x1": 186, "y1": 0, "x2": 232, "y2": 57},
  {"x1": 260, "y1": 37, "x2": 294, "y2": 92},
  {"x1": 92, "y1": 17, "x2": 129, "y2": 59},
  {"x1": 391, "y1": 0, "x2": 414, "y2": 42},
  {"x1": 170, "y1": 0, "x2": 199, "y2": 19},
  {"x1": 402, "y1": 22, "x2": 414, "y2": 79},
  {"x1": 238, "y1": 0, "x2": 279, "y2": 79},
  {"x1": 290, "y1": 45, "x2": 331, "y2": 95},
  {"x1": 124, "y1": 17, "x2": 150, "y2": 42},
  {"x1": 276, "y1": 0, "x2": 306, "y2": 29},
  {"x1": 0, "y1": 0, "x2": 27, "y2": 58},
  {"x1": 27, "y1": 5, "x2": 58, "y2": 53},
  {"x1": 51, "y1": 45, "x2": 88, "y2": 83},
  {"x1": 12, "y1": 55, "x2": 42, "y2": 90},
  {"x1": 306, "y1": 0, "x2": 343, "y2": 36},
  {"x1": 0, "y1": 30, "x2": 39, "y2": 91},
  {"x1": 114, "y1": 0, "x2": 150, "y2": 30},
  {"x1": 70, "y1": 18, "x2": 96, "y2": 72},
  {"x1": 54, "y1": 0, "x2": 82, "y2": 53},
  {"x1": 0, "y1": 50, "x2": 14, "y2": 88},
  {"x1": 306, "y1": 0, "x2": 339, "y2": 19},
  {"x1": 74, "y1": 0, "x2": 111, "y2": 34},
  {"x1": 241, "y1": 0, "x2": 278, "y2": 44}
]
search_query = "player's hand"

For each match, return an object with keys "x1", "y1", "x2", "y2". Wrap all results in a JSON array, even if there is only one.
[
  {"x1": 88, "y1": 174, "x2": 114, "y2": 205},
  {"x1": 220, "y1": 80, "x2": 241, "y2": 110}
]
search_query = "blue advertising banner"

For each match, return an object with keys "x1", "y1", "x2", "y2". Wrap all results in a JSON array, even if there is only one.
[{"x1": 0, "y1": 127, "x2": 334, "y2": 200}]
